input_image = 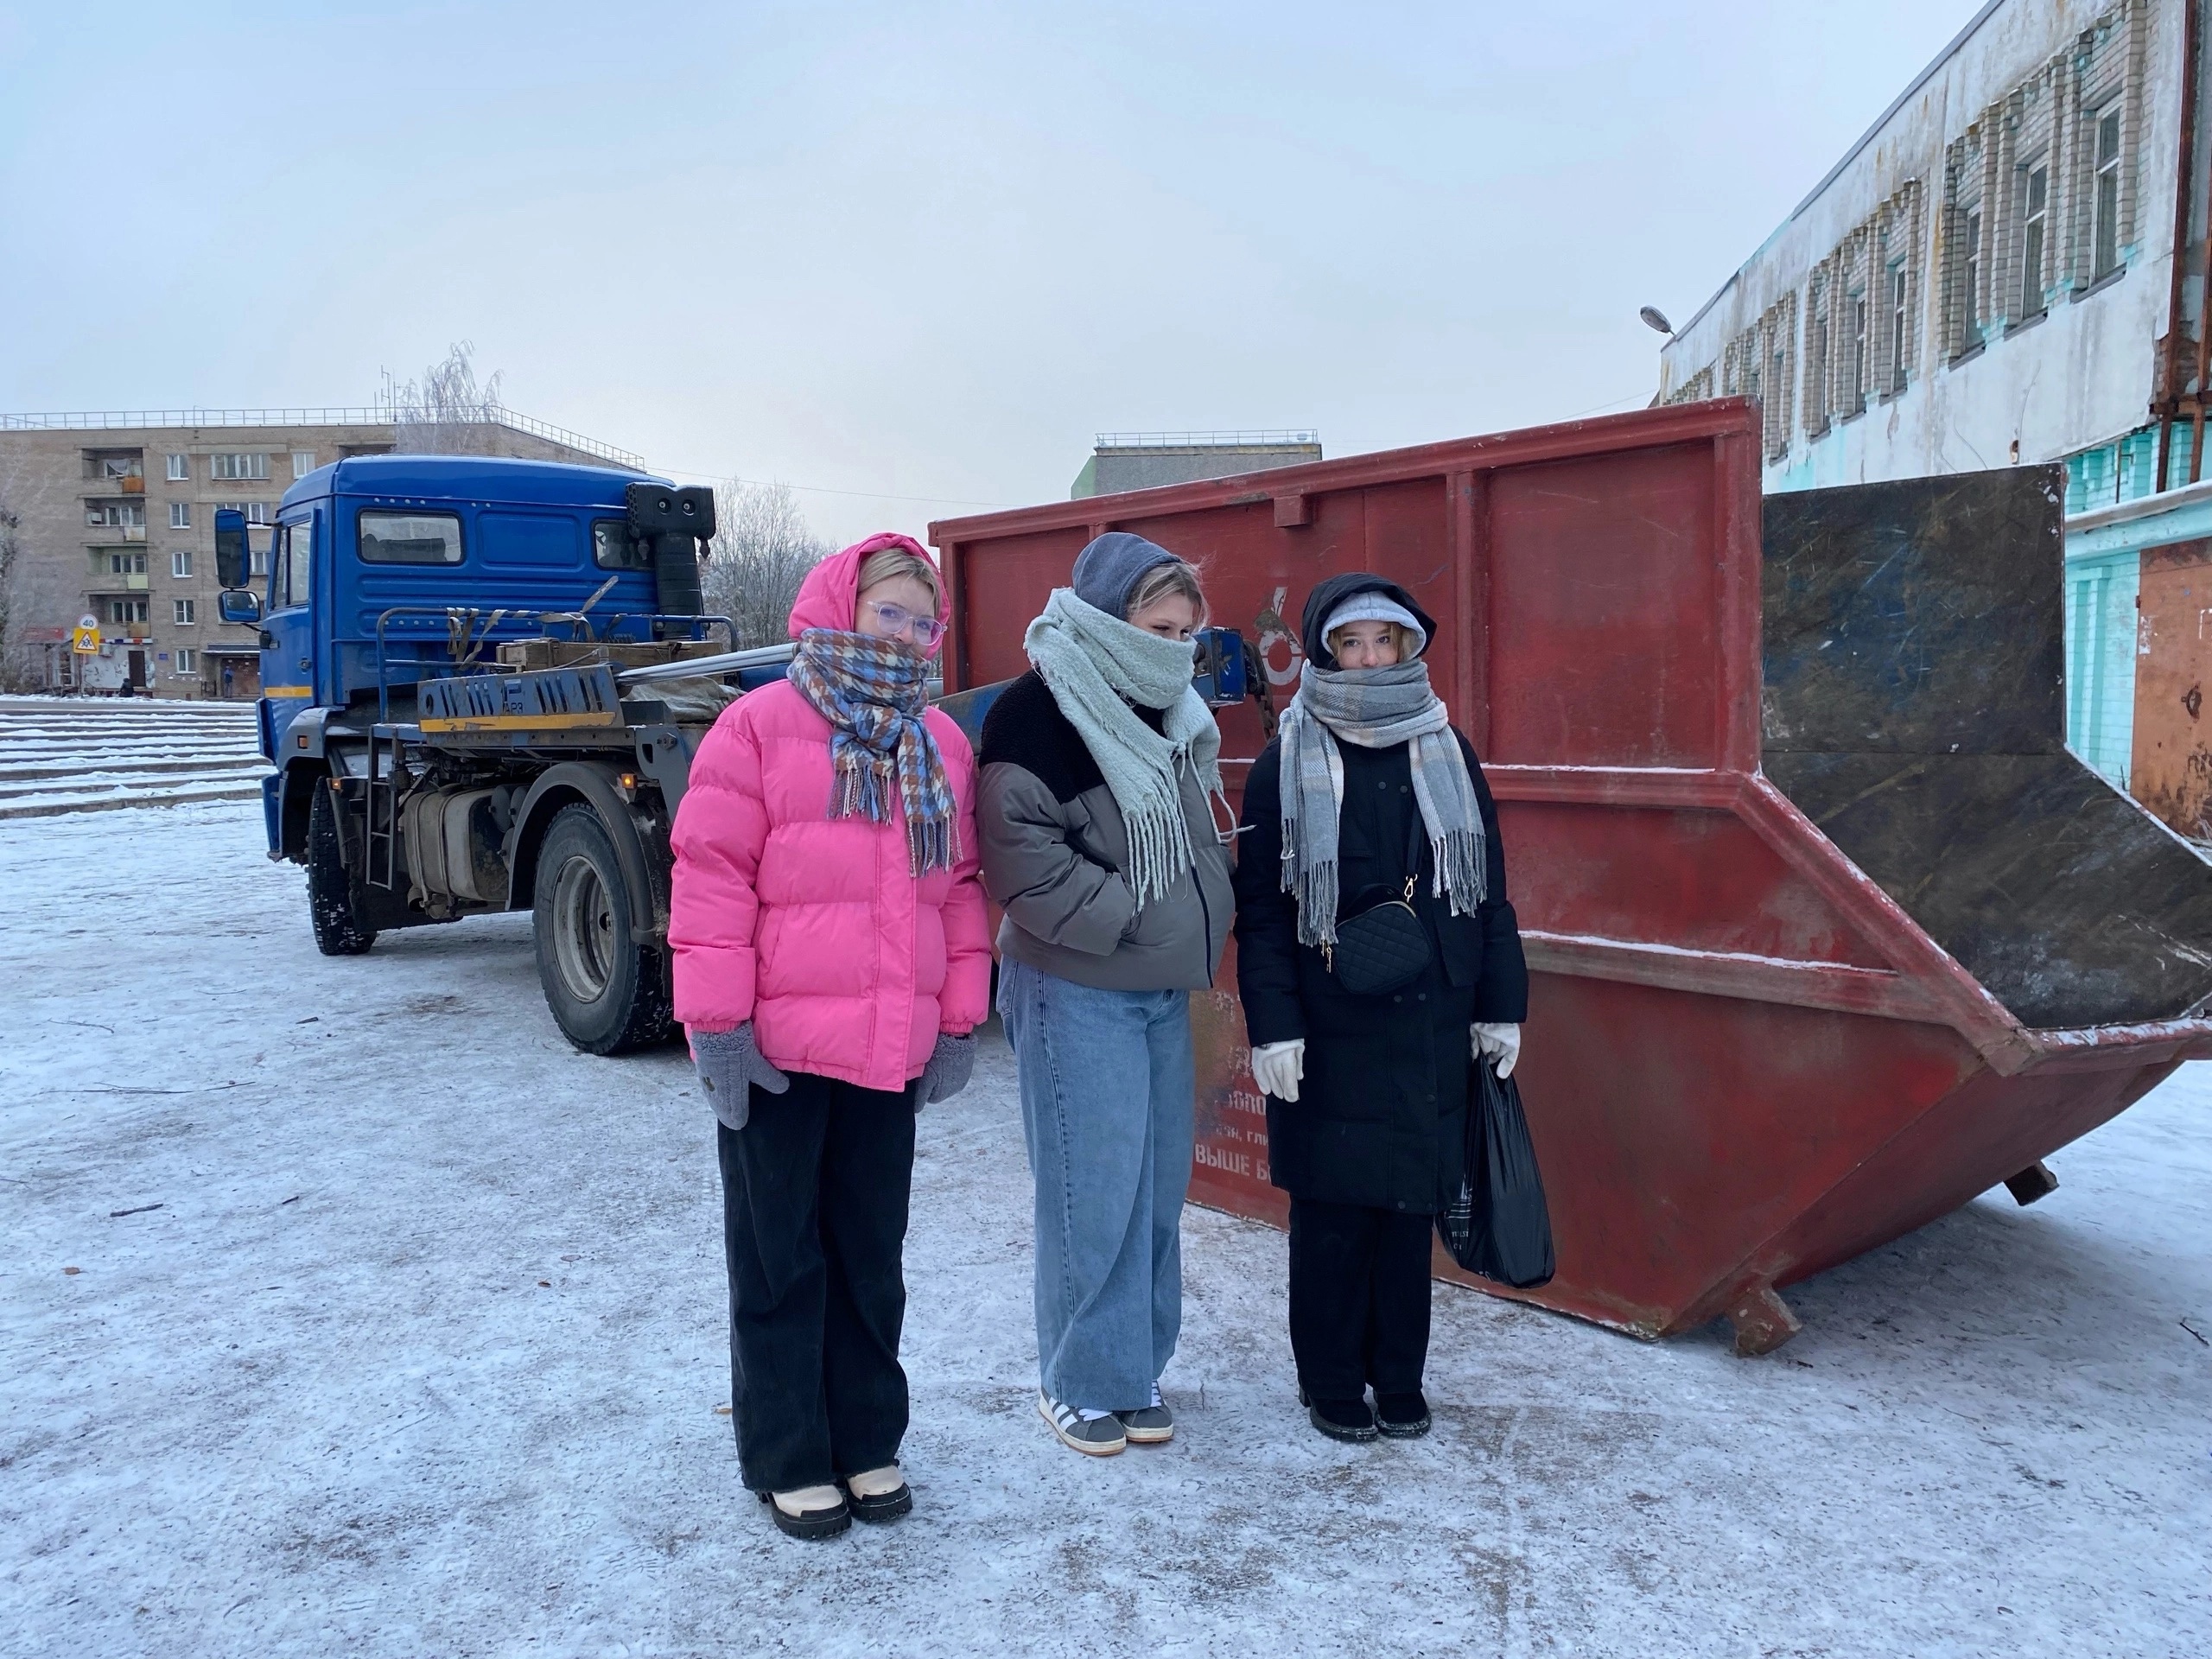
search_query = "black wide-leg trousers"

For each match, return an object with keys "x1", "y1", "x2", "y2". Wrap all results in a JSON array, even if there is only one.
[
  {"x1": 1287, "y1": 1197, "x2": 1434, "y2": 1401},
  {"x1": 715, "y1": 1069, "x2": 915, "y2": 1494}
]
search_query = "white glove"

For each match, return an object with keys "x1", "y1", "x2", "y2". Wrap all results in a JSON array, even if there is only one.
[
  {"x1": 1249, "y1": 1039, "x2": 1306, "y2": 1103},
  {"x1": 1471, "y1": 1022, "x2": 1522, "y2": 1079}
]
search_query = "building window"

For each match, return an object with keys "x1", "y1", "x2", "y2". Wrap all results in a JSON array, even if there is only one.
[
  {"x1": 86, "y1": 502, "x2": 145, "y2": 529},
  {"x1": 2021, "y1": 163, "x2": 2049, "y2": 315},
  {"x1": 1888, "y1": 264, "x2": 1909, "y2": 391},
  {"x1": 108, "y1": 598, "x2": 149, "y2": 625},
  {"x1": 2094, "y1": 106, "x2": 2124, "y2": 280},
  {"x1": 1850, "y1": 292, "x2": 1869, "y2": 409},
  {"x1": 169, "y1": 501, "x2": 191, "y2": 530},
  {"x1": 107, "y1": 550, "x2": 148, "y2": 576},
  {"x1": 210, "y1": 453, "x2": 270, "y2": 481},
  {"x1": 174, "y1": 599, "x2": 197, "y2": 626},
  {"x1": 1806, "y1": 302, "x2": 1830, "y2": 435},
  {"x1": 1964, "y1": 207, "x2": 1982, "y2": 342},
  {"x1": 172, "y1": 550, "x2": 194, "y2": 579},
  {"x1": 174, "y1": 648, "x2": 197, "y2": 675},
  {"x1": 250, "y1": 546, "x2": 270, "y2": 579},
  {"x1": 215, "y1": 500, "x2": 273, "y2": 524},
  {"x1": 291, "y1": 450, "x2": 315, "y2": 478},
  {"x1": 1767, "y1": 343, "x2": 1789, "y2": 457},
  {"x1": 165, "y1": 454, "x2": 189, "y2": 481}
]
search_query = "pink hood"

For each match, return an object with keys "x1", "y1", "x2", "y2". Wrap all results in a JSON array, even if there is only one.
[{"x1": 788, "y1": 532, "x2": 949, "y2": 656}]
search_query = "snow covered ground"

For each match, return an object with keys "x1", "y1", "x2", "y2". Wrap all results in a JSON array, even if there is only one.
[
  {"x1": 3, "y1": 798, "x2": 2208, "y2": 1657},
  {"x1": 0, "y1": 696, "x2": 265, "y2": 820}
]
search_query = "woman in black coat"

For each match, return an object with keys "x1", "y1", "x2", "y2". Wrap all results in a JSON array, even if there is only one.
[{"x1": 1231, "y1": 574, "x2": 1528, "y2": 1443}]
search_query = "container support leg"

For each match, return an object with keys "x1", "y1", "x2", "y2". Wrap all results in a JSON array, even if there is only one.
[
  {"x1": 1726, "y1": 1282, "x2": 1802, "y2": 1357},
  {"x1": 2003, "y1": 1161, "x2": 2059, "y2": 1205}
]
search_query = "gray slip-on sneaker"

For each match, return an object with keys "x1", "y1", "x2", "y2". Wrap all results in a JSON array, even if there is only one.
[{"x1": 1039, "y1": 1390, "x2": 1126, "y2": 1457}]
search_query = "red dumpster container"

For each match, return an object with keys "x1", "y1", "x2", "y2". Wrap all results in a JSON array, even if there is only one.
[{"x1": 932, "y1": 400, "x2": 2212, "y2": 1353}]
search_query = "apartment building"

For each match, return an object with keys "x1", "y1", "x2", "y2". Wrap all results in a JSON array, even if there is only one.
[
  {"x1": 0, "y1": 407, "x2": 641, "y2": 699},
  {"x1": 1658, "y1": 0, "x2": 2212, "y2": 838}
]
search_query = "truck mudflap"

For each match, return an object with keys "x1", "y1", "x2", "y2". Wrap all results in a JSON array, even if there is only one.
[{"x1": 261, "y1": 772, "x2": 283, "y2": 858}]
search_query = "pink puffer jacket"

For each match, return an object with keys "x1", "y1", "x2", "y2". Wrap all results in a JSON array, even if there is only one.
[{"x1": 669, "y1": 534, "x2": 992, "y2": 1093}]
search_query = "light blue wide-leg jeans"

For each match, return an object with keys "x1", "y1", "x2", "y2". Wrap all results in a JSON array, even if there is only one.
[{"x1": 998, "y1": 957, "x2": 1194, "y2": 1414}]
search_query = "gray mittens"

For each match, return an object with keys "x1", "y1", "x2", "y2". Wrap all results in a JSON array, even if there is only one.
[
  {"x1": 914, "y1": 1033, "x2": 976, "y2": 1106},
  {"x1": 690, "y1": 1022, "x2": 789, "y2": 1131}
]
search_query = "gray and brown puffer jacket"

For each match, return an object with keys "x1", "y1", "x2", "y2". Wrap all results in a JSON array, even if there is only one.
[{"x1": 977, "y1": 670, "x2": 1233, "y2": 991}]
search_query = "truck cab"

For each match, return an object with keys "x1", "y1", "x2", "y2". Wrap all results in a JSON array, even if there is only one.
[
  {"x1": 216, "y1": 454, "x2": 731, "y2": 1052},
  {"x1": 232, "y1": 455, "x2": 669, "y2": 835}
]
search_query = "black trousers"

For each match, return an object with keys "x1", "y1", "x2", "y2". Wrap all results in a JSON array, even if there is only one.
[
  {"x1": 715, "y1": 1070, "x2": 915, "y2": 1493},
  {"x1": 1287, "y1": 1197, "x2": 1434, "y2": 1400}
]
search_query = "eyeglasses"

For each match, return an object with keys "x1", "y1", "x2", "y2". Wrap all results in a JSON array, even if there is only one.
[{"x1": 863, "y1": 601, "x2": 944, "y2": 648}]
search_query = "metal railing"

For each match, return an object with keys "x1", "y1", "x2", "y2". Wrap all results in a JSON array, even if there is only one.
[
  {"x1": 0, "y1": 404, "x2": 645, "y2": 468},
  {"x1": 1093, "y1": 429, "x2": 1319, "y2": 450}
]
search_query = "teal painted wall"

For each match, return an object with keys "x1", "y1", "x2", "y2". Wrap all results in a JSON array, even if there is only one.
[{"x1": 2064, "y1": 548, "x2": 2140, "y2": 790}]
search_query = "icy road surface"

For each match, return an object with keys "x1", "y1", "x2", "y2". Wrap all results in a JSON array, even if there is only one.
[{"x1": 3, "y1": 800, "x2": 2208, "y2": 1657}]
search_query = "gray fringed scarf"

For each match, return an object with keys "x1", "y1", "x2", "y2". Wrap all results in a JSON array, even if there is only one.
[
  {"x1": 1024, "y1": 587, "x2": 1224, "y2": 908},
  {"x1": 1277, "y1": 658, "x2": 1486, "y2": 948}
]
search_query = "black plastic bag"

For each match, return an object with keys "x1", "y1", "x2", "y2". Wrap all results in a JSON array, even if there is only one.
[{"x1": 1437, "y1": 1061, "x2": 1555, "y2": 1288}]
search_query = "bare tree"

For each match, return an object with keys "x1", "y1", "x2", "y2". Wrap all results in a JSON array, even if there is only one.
[
  {"x1": 701, "y1": 481, "x2": 834, "y2": 648},
  {"x1": 380, "y1": 342, "x2": 506, "y2": 455}
]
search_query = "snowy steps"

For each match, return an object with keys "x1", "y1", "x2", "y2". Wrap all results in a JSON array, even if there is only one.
[{"x1": 0, "y1": 697, "x2": 269, "y2": 819}]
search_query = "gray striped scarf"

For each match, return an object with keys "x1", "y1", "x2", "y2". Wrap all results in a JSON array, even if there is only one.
[{"x1": 1277, "y1": 658, "x2": 1486, "y2": 948}]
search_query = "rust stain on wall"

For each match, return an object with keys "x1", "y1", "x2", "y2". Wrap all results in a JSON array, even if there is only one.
[{"x1": 2132, "y1": 538, "x2": 2212, "y2": 842}]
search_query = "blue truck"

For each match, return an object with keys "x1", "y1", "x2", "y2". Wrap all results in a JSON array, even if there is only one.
[
  {"x1": 220, "y1": 453, "x2": 1255, "y2": 1055},
  {"x1": 217, "y1": 454, "x2": 790, "y2": 1053}
]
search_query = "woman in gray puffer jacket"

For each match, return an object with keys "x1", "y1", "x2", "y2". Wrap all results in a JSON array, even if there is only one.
[{"x1": 977, "y1": 532, "x2": 1234, "y2": 1459}]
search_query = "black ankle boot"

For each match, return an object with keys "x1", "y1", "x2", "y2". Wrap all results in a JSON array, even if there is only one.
[
  {"x1": 1374, "y1": 1390, "x2": 1431, "y2": 1438},
  {"x1": 1304, "y1": 1390, "x2": 1377, "y2": 1443}
]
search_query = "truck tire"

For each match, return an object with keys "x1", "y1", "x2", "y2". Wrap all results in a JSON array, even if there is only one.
[
  {"x1": 531, "y1": 802, "x2": 671, "y2": 1055},
  {"x1": 308, "y1": 780, "x2": 378, "y2": 957}
]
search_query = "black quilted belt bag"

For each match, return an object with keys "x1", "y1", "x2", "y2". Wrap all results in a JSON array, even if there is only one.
[{"x1": 1319, "y1": 809, "x2": 1433, "y2": 997}]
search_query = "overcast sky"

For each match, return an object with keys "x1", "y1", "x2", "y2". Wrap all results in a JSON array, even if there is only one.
[{"x1": 0, "y1": 1, "x2": 1983, "y2": 545}]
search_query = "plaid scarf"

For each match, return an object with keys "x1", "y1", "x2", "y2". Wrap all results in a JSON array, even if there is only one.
[
  {"x1": 1277, "y1": 658, "x2": 1486, "y2": 948},
  {"x1": 787, "y1": 627, "x2": 958, "y2": 877}
]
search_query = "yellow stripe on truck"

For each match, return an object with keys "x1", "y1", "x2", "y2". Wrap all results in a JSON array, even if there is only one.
[
  {"x1": 265, "y1": 685, "x2": 315, "y2": 697},
  {"x1": 416, "y1": 712, "x2": 623, "y2": 734}
]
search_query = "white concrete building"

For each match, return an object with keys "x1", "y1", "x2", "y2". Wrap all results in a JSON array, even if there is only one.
[{"x1": 1659, "y1": 0, "x2": 2210, "y2": 815}]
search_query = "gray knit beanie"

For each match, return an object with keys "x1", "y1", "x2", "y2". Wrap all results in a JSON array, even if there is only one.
[{"x1": 1071, "y1": 532, "x2": 1178, "y2": 620}]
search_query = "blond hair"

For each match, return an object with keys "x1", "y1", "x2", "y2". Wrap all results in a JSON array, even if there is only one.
[
  {"x1": 1125, "y1": 557, "x2": 1207, "y2": 624},
  {"x1": 856, "y1": 546, "x2": 942, "y2": 609}
]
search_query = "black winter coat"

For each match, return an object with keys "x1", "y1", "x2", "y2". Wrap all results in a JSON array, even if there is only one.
[{"x1": 1232, "y1": 730, "x2": 1528, "y2": 1215}]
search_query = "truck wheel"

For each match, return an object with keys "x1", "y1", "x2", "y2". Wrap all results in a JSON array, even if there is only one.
[
  {"x1": 308, "y1": 780, "x2": 378, "y2": 957},
  {"x1": 531, "y1": 803, "x2": 671, "y2": 1055}
]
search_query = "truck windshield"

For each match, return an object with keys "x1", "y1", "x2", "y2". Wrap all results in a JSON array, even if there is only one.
[{"x1": 359, "y1": 511, "x2": 463, "y2": 564}]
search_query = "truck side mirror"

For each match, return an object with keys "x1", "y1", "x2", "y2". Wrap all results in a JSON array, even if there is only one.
[
  {"x1": 213, "y1": 508, "x2": 251, "y2": 589},
  {"x1": 219, "y1": 588, "x2": 263, "y2": 625}
]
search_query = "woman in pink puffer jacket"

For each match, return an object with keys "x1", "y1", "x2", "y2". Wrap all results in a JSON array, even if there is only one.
[{"x1": 670, "y1": 532, "x2": 990, "y2": 1541}]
